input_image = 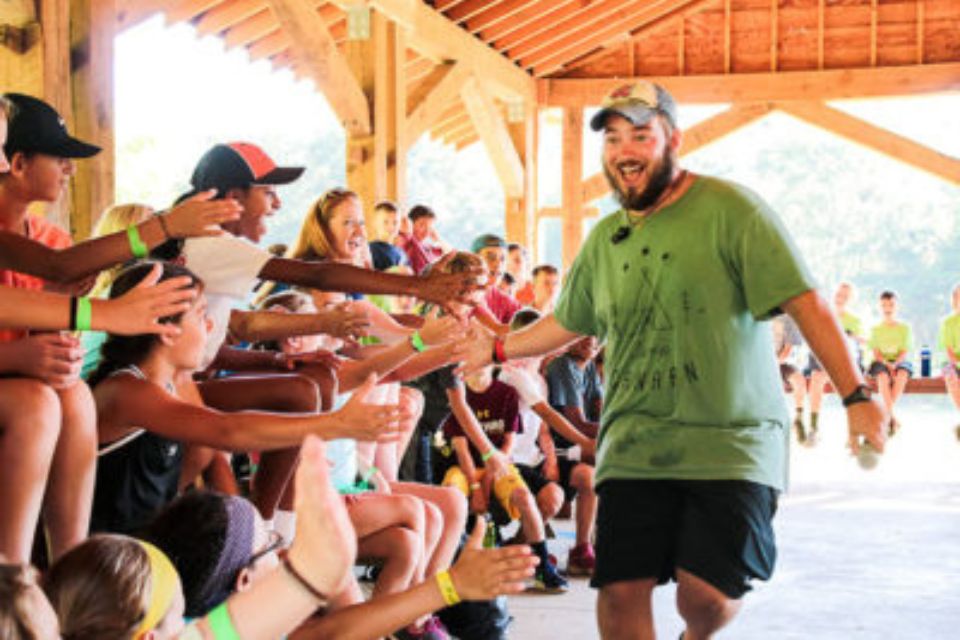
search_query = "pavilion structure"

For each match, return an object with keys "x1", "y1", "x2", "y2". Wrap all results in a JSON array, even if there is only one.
[{"x1": 1, "y1": 0, "x2": 958, "y2": 266}]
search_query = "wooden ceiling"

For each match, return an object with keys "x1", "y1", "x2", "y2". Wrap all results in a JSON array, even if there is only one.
[{"x1": 121, "y1": 0, "x2": 960, "y2": 149}]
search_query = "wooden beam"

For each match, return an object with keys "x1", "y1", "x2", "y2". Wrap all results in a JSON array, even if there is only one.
[
  {"x1": 561, "y1": 107, "x2": 583, "y2": 269},
  {"x1": 330, "y1": 0, "x2": 535, "y2": 103},
  {"x1": 509, "y1": 0, "x2": 630, "y2": 62},
  {"x1": 723, "y1": 0, "x2": 730, "y2": 73},
  {"x1": 454, "y1": 134, "x2": 480, "y2": 150},
  {"x1": 382, "y1": 17, "x2": 406, "y2": 203},
  {"x1": 115, "y1": 0, "x2": 167, "y2": 32},
  {"x1": 770, "y1": 0, "x2": 778, "y2": 72},
  {"x1": 870, "y1": 0, "x2": 877, "y2": 67},
  {"x1": 460, "y1": 76, "x2": 524, "y2": 198},
  {"x1": 526, "y1": 0, "x2": 709, "y2": 76},
  {"x1": 504, "y1": 100, "x2": 537, "y2": 251},
  {"x1": 465, "y1": 0, "x2": 541, "y2": 35},
  {"x1": 223, "y1": 8, "x2": 274, "y2": 49},
  {"x1": 265, "y1": 0, "x2": 370, "y2": 136},
  {"x1": 445, "y1": 0, "x2": 495, "y2": 23},
  {"x1": 581, "y1": 102, "x2": 775, "y2": 202},
  {"x1": 916, "y1": 0, "x2": 924, "y2": 65},
  {"x1": 776, "y1": 100, "x2": 960, "y2": 185},
  {"x1": 195, "y1": 0, "x2": 267, "y2": 37},
  {"x1": 163, "y1": 0, "x2": 219, "y2": 25},
  {"x1": 485, "y1": 0, "x2": 579, "y2": 45},
  {"x1": 817, "y1": 0, "x2": 824, "y2": 69},
  {"x1": 406, "y1": 62, "x2": 470, "y2": 145},
  {"x1": 542, "y1": 64, "x2": 960, "y2": 106},
  {"x1": 70, "y1": 0, "x2": 115, "y2": 239},
  {"x1": 677, "y1": 16, "x2": 684, "y2": 75}
]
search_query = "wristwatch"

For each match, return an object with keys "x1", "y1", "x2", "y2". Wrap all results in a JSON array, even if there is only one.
[{"x1": 841, "y1": 384, "x2": 873, "y2": 408}]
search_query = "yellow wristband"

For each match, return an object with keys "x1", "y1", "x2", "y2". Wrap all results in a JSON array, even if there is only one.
[{"x1": 435, "y1": 570, "x2": 461, "y2": 606}]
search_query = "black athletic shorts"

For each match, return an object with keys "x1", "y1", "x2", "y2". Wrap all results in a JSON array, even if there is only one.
[
  {"x1": 591, "y1": 479, "x2": 779, "y2": 599},
  {"x1": 516, "y1": 458, "x2": 582, "y2": 502},
  {"x1": 868, "y1": 360, "x2": 914, "y2": 378}
]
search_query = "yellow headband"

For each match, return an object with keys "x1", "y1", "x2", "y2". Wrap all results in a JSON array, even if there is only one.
[{"x1": 133, "y1": 540, "x2": 179, "y2": 639}]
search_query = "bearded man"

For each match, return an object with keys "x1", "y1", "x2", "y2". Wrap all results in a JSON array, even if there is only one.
[{"x1": 458, "y1": 82, "x2": 885, "y2": 639}]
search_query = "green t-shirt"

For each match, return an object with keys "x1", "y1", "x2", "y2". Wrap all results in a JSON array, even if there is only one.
[
  {"x1": 554, "y1": 176, "x2": 815, "y2": 491},
  {"x1": 840, "y1": 311, "x2": 862, "y2": 338},
  {"x1": 937, "y1": 313, "x2": 960, "y2": 364},
  {"x1": 868, "y1": 321, "x2": 913, "y2": 362}
]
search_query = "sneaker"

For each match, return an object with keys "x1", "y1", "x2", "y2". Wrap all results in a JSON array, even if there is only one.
[
  {"x1": 805, "y1": 428, "x2": 819, "y2": 448},
  {"x1": 888, "y1": 416, "x2": 900, "y2": 437},
  {"x1": 793, "y1": 416, "x2": 807, "y2": 444},
  {"x1": 566, "y1": 543, "x2": 595, "y2": 577},
  {"x1": 530, "y1": 559, "x2": 569, "y2": 593}
]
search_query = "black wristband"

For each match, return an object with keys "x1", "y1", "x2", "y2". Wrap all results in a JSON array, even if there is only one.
[
  {"x1": 842, "y1": 383, "x2": 872, "y2": 408},
  {"x1": 69, "y1": 296, "x2": 78, "y2": 331}
]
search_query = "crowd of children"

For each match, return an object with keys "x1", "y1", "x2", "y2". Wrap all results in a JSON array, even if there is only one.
[{"x1": 0, "y1": 92, "x2": 600, "y2": 640}]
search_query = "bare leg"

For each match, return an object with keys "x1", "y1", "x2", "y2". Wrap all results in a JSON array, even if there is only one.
[
  {"x1": 357, "y1": 526, "x2": 422, "y2": 598},
  {"x1": 597, "y1": 579, "x2": 657, "y2": 640},
  {"x1": 945, "y1": 371, "x2": 960, "y2": 410},
  {"x1": 391, "y1": 481, "x2": 467, "y2": 575},
  {"x1": 571, "y1": 463, "x2": 597, "y2": 548},
  {"x1": 875, "y1": 371, "x2": 894, "y2": 413},
  {"x1": 512, "y1": 486, "x2": 545, "y2": 543},
  {"x1": 809, "y1": 370, "x2": 829, "y2": 415},
  {"x1": 198, "y1": 373, "x2": 319, "y2": 518},
  {"x1": 0, "y1": 380, "x2": 60, "y2": 562},
  {"x1": 789, "y1": 371, "x2": 807, "y2": 415},
  {"x1": 891, "y1": 369, "x2": 909, "y2": 405},
  {"x1": 44, "y1": 382, "x2": 97, "y2": 560},
  {"x1": 676, "y1": 569, "x2": 742, "y2": 640}
]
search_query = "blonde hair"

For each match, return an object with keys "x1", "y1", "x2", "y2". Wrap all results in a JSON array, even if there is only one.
[
  {"x1": 90, "y1": 203, "x2": 154, "y2": 297},
  {"x1": 43, "y1": 535, "x2": 153, "y2": 640},
  {"x1": 288, "y1": 187, "x2": 358, "y2": 263},
  {"x1": 0, "y1": 564, "x2": 44, "y2": 640}
]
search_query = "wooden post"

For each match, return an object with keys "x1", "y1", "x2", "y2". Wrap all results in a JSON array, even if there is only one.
[
  {"x1": 69, "y1": 0, "x2": 115, "y2": 239},
  {"x1": 561, "y1": 107, "x2": 583, "y2": 269},
  {"x1": 345, "y1": 10, "x2": 406, "y2": 216},
  {"x1": 505, "y1": 101, "x2": 537, "y2": 254}
]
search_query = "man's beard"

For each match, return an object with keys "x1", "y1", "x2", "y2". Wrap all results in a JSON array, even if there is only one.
[{"x1": 604, "y1": 151, "x2": 676, "y2": 212}]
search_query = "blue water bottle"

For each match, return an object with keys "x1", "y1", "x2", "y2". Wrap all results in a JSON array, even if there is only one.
[{"x1": 920, "y1": 345, "x2": 931, "y2": 378}]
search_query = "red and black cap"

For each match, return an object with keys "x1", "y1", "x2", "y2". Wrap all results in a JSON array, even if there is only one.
[
  {"x1": 189, "y1": 142, "x2": 305, "y2": 193},
  {"x1": 3, "y1": 93, "x2": 101, "y2": 158}
]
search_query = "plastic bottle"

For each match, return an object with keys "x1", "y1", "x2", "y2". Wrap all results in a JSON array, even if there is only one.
[{"x1": 920, "y1": 345, "x2": 932, "y2": 378}]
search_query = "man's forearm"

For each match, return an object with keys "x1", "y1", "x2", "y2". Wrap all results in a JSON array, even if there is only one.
[
  {"x1": 504, "y1": 314, "x2": 582, "y2": 361},
  {"x1": 784, "y1": 290, "x2": 864, "y2": 397}
]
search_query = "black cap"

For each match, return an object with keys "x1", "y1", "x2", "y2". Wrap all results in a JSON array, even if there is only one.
[
  {"x1": 190, "y1": 143, "x2": 305, "y2": 194},
  {"x1": 3, "y1": 93, "x2": 101, "y2": 158}
]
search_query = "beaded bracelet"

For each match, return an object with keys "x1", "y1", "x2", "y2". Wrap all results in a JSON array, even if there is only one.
[{"x1": 282, "y1": 555, "x2": 328, "y2": 604}]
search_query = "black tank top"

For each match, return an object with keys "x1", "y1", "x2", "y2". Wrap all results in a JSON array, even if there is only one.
[{"x1": 90, "y1": 365, "x2": 183, "y2": 535}]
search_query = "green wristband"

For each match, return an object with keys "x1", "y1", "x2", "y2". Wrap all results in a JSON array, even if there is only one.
[
  {"x1": 207, "y1": 602, "x2": 241, "y2": 640},
  {"x1": 76, "y1": 297, "x2": 92, "y2": 332},
  {"x1": 409, "y1": 330, "x2": 427, "y2": 353},
  {"x1": 361, "y1": 465, "x2": 379, "y2": 483},
  {"x1": 126, "y1": 224, "x2": 148, "y2": 258},
  {"x1": 481, "y1": 449, "x2": 495, "y2": 462}
]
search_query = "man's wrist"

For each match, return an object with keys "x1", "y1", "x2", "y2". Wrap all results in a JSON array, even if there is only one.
[{"x1": 842, "y1": 383, "x2": 872, "y2": 408}]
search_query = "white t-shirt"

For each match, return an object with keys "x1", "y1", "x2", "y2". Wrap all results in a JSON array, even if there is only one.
[
  {"x1": 183, "y1": 235, "x2": 272, "y2": 368},
  {"x1": 505, "y1": 370, "x2": 548, "y2": 467}
]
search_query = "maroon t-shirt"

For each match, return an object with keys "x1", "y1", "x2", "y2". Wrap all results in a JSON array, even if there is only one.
[
  {"x1": 442, "y1": 379, "x2": 523, "y2": 465},
  {"x1": 484, "y1": 287, "x2": 522, "y2": 324}
]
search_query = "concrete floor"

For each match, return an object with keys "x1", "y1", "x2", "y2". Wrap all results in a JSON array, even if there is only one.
[{"x1": 505, "y1": 395, "x2": 960, "y2": 639}]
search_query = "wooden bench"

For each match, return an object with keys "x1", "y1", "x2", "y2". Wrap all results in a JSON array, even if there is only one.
[{"x1": 787, "y1": 377, "x2": 947, "y2": 394}]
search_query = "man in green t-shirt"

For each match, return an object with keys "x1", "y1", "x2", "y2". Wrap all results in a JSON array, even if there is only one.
[
  {"x1": 868, "y1": 290, "x2": 913, "y2": 434},
  {"x1": 807, "y1": 281, "x2": 866, "y2": 441},
  {"x1": 458, "y1": 81, "x2": 886, "y2": 640},
  {"x1": 937, "y1": 284, "x2": 960, "y2": 439}
]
